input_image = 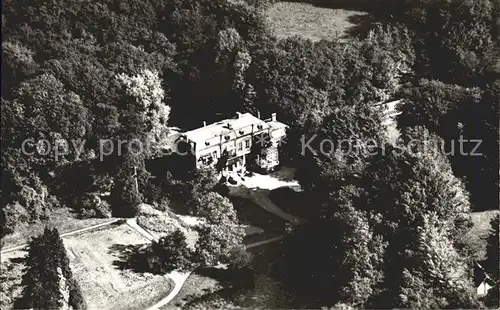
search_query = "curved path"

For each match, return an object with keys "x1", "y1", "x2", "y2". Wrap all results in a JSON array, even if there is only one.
[
  {"x1": 146, "y1": 271, "x2": 191, "y2": 310},
  {"x1": 145, "y1": 235, "x2": 284, "y2": 310}
]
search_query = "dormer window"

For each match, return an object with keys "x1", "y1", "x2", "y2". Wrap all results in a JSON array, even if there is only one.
[
  {"x1": 257, "y1": 124, "x2": 263, "y2": 130},
  {"x1": 225, "y1": 136, "x2": 230, "y2": 140},
  {"x1": 205, "y1": 141, "x2": 210, "y2": 146},
  {"x1": 239, "y1": 130, "x2": 244, "y2": 135}
]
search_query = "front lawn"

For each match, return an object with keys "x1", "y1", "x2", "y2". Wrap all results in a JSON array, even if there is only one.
[
  {"x1": 231, "y1": 196, "x2": 287, "y2": 233},
  {"x1": 268, "y1": 187, "x2": 312, "y2": 219}
]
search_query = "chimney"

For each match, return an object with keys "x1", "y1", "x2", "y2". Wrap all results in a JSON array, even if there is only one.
[
  {"x1": 236, "y1": 112, "x2": 242, "y2": 119},
  {"x1": 257, "y1": 110, "x2": 261, "y2": 119},
  {"x1": 203, "y1": 121, "x2": 206, "y2": 127},
  {"x1": 271, "y1": 113, "x2": 276, "y2": 122}
]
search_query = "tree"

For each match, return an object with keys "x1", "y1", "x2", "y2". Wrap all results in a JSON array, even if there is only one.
[
  {"x1": 6, "y1": 73, "x2": 92, "y2": 168},
  {"x1": 280, "y1": 126, "x2": 477, "y2": 308},
  {"x1": 485, "y1": 215, "x2": 500, "y2": 279},
  {"x1": 172, "y1": 167, "x2": 221, "y2": 213},
  {"x1": 226, "y1": 246, "x2": 254, "y2": 289},
  {"x1": 366, "y1": 127, "x2": 473, "y2": 239},
  {"x1": 397, "y1": 213, "x2": 479, "y2": 309},
  {"x1": 191, "y1": 192, "x2": 238, "y2": 225},
  {"x1": 335, "y1": 207, "x2": 387, "y2": 307},
  {"x1": 2, "y1": 41, "x2": 38, "y2": 99},
  {"x1": 294, "y1": 101, "x2": 386, "y2": 209},
  {"x1": 110, "y1": 163, "x2": 141, "y2": 218},
  {"x1": 108, "y1": 68, "x2": 173, "y2": 216},
  {"x1": 189, "y1": 168, "x2": 220, "y2": 200},
  {"x1": 115, "y1": 69, "x2": 171, "y2": 144},
  {"x1": 148, "y1": 229, "x2": 193, "y2": 273},
  {"x1": 398, "y1": 79, "x2": 482, "y2": 135},
  {"x1": 380, "y1": 0, "x2": 497, "y2": 85},
  {"x1": 1, "y1": 201, "x2": 29, "y2": 235},
  {"x1": 18, "y1": 227, "x2": 86, "y2": 309},
  {"x1": 366, "y1": 131, "x2": 476, "y2": 308},
  {"x1": 19, "y1": 229, "x2": 62, "y2": 309},
  {"x1": 483, "y1": 214, "x2": 499, "y2": 308},
  {"x1": 195, "y1": 222, "x2": 245, "y2": 267},
  {"x1": 278, "y1": 206, "x2": 386, "y2": 308}
]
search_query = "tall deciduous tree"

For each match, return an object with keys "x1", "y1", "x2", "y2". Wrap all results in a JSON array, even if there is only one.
[
  {"x1": 195, "y1": 222, "x2": 245, "y2": 267},
  {"x1": 485, "y1": 214, "x2": 500, "y2": 279},
  {"x1": 281, "y1": 126, "x2": 477, "y2": 308},
  {"x1": 116, "y1": 69, "x2": 171, "y2": 144},
  {"x1": 398, "y1": 78, "x2": 497, "y2": 211},
  {"x1": 397, "y1": 213, "x2": 479, "y2": 309},
  {"x1": 9, "y1": 73, "x2": 92, "y2": 167},
  {"x1": 191, "y1": 192, "x2": 238, "y2": 225}
]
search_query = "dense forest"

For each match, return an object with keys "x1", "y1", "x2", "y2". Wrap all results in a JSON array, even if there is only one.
[{"x1": 1, "y1": 0, "x2": 499, "y2": 308}]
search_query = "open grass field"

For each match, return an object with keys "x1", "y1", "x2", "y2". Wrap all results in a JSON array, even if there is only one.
[
  {"x1": 265, "y1": 2, "x2": 370, "y2": 41},
  {"x1": 63, "y1": 222, "x2": 173, "y2": 309},
  {"x1": 1, "y1": 221, "x2": 171, "y2": 310}
]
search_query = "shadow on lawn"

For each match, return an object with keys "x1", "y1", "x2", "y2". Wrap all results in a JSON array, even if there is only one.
[
  {"x1": 269, "y1": 186, "x2": 313, "y2": 219},
  {"x1": 196, "y1": 267, "x2": 236, "y2": 286},
  {"x1": 109, "y1": 243, "x2": 162, "y2": 274},
  {"x1": 231, "y1": 196, "x2": 287, "y2": 232},
  {"x1": 182, "y1": 267, "x2": 257, "y2": 308},
  {"x1": 300, "y1": 0, "x2": 401, "y2": 11},
  {"x1": 344, "y1": 13, "x2": 379, "y2": 39},
  {"x1": 183, "y1": 286, "x2": 240, "y2": 308}
]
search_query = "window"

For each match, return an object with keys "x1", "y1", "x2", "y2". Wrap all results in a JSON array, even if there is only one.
[
  {"x1": 238, "y1": 142, "x2": 243, "y2": 151},
  {"x1": 200, "y1": 154, "x2": 212, "y2": 165},
  {"x1": 245, "y1": 139, "x2": 250, "y2": 149}
]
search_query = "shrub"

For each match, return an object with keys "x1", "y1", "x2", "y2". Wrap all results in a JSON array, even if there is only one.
[
  {"x1": 154, "y1": 197, "x2": 171, "y2": 212},
  {"x1": 68, "y1": 280, "x2": 87, "y2": 310},
  {"x1": 2, "y1": 201, "x2": 29, "y2": 235},
  {"x1": 147, "y1": 229, "x2": 193, "y2": 273},
  {"x1": 18, "y1": 185, "x2": 50, "y2": 222},
  {"x1": 226, "y1": 246, "x2": 254, "y2": 288},
  {"x1": 144, "y1": 183, "x2": 163, "y2": 205},
  {"x1": 91, "y1": 174, "x2": 113, "y2": 193},
  {"x1": 227, "y1": 246, "x2": 253, "y2": 270},
  {"x1": 78, "y1": 194, "x2": 111, "y2": 219},
  {"x1": 137, "y1": 210, "x2": 184, "y2": 235}
]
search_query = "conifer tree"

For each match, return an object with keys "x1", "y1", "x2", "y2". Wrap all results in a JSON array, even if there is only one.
[{"x1": 19, "y1": 227, "x2": 87, "y2": 309}]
